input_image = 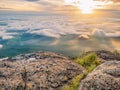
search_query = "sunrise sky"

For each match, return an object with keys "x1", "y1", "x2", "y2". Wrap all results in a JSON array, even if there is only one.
[
  {"x1": 0, "y1": 0, "x2": 120, "y2": 14},
  {"x1": 0, "y1": 0, "x2": 120, "y2": 57}
]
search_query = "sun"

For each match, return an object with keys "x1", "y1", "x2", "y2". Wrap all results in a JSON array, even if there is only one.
[
  {"x1": 64, "y1": 0, "x2": 96, "y2": 14},
  {"x1": 78, "y1": 0, "x2": 95, "y2": 14},
  {"x1": 64, "y1": 0, "x2": 113, "y2": 14}
]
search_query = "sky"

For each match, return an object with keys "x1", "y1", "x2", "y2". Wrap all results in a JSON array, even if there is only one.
[
  {"x1": 0, "y1": 0, "x2": 120, "y2": 14},
  {"x1": 0, "y1": 0, "x2": 120, "y2": 57}
]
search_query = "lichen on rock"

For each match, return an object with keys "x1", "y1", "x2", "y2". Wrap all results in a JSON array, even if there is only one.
[
  {"x1": 79, "y1": 61, "x2": 120, "y2": 90},
  {"x1": 0, "y1": 52, "x2": 85, "y2": 90}
]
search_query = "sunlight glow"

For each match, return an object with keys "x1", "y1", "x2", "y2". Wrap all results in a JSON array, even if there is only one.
[
  {"x1": 64, "y1": 0, "x2": 113, "y2": 14},
  {"x1": 78, "y1": 0, "x2": 95, "y2": 14}
]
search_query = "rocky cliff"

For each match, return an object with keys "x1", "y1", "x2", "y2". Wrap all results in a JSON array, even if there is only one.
[
  {"x1": 79, "y1": 61, "x2": 120, "y2": 90},
  {"x1": 0, "y1": 50, "x2": 120, "y2": 90},
  {"x1": 86, "y1": 50, "x2": 120, "y2": 62},
  {"x1": 0, "y1": 52, "x2": 85, "y2": 90}
]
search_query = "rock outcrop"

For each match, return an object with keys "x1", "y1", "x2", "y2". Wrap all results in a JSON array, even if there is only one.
[
  {"x1": 86, "y1": 50, "x2": 120, "y2": 62},
  {"x1": 79, "y1": 61, "x2": 120, "y2": 90},
  {"x1": 11, "y1": 51, "x2": 69, "y2": 61},
  {"x1": 0, "y1": 52, "x2": 85, "y2": 90}
]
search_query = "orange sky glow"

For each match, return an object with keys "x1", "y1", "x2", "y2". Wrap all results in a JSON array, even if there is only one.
[{"x1": 0, "y1": 0, "x2": 119, "y2": 14}]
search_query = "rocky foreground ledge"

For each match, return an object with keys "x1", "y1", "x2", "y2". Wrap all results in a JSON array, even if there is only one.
[
  {"x1": 0, "y1": 51, "x2": 120, "y2": 90},
  {"x1": 79, "y1": 61, "x2": 120, "y2": 90},
  {"x1": 0, "y1": 52, "x2": 85, "y2": 90},
  {"x1": 86, "y1": 50, "x2": 120, "y2": 62}
]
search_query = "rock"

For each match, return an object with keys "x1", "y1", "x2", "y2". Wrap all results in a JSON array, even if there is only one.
[
  {"x1": 86, "y1": 50, "x2": 120, "y2": 62},
  {"x1": 0, "y1": 57, "x2": 9, "y2": 61},
  {"x1": 11, "y1": 51, "x2": 69, "y2": 61},
  {"x1": 0, "y1": 52, "x2": 85, "y2": 90},
  {"x1": 79, "y1": 61, "x2": 120, "y2": 90}
]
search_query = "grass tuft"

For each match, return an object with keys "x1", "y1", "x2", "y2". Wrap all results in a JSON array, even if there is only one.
[
  {"x1": 63, "y1": 53, "x2": 101, "y2": 90},
  {"x1": 75, "y1": 53, "x2": 101, "y2": 72},
  {"x1": 63, "y1": 72, "x2": 87, "y2": 90}
]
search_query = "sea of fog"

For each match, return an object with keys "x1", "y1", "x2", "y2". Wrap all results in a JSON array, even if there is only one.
[{"x1": 0, "y1": 12, "x2": 120, "y2": 58}]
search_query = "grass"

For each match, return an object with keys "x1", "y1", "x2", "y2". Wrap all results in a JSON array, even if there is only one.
[
  {"x1": 75, "y1": 53, "x2": 101, "y2": 72},
  {"x1": 63, "y1": 72, "x2": 87, "y2": 90},
  {"x1": 63, "y1": 53, "x2": 101, "y2": 90}
]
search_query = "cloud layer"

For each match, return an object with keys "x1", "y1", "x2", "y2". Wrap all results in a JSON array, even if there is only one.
[
  {"x1": 0, "y1": 13, "x2": 120, "y2": 57},
  {"x1": 0, "y1": 13, "x2": 120, "y2": 40}
]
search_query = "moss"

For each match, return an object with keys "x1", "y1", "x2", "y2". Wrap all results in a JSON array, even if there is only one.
[{"x1": 63, "y1": 53, "x2": 101, "y2": 90}]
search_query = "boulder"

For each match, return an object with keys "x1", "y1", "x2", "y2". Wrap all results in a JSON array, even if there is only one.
[
  {"x1": 86, "y1": 50, "x2": 120, "y2": 62},
  {"x1": 79, "y1": 61, "x2": 120, "y2": 90},
  {"x1": 0, "y1": 52, "x2": 85, "y2": 90}
]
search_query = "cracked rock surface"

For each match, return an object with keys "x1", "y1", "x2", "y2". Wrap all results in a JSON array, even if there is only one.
[
  {"x1": 0, "y1": 52, "x2": 85, "y2": 90},
  {"x1": 79, "y1": 61, "x2": 120, "y2": 90}
]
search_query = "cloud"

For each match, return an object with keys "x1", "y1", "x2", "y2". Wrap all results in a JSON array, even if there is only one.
[
  {"x1": 25, "y1": 0, "x2": 39, "y2": 2},
  {"x1": 0, "y1": 44, "x2": 3, "y2": 49},
  {"x1": 0, "y1": 7, "x2": 12, "y2": 10},
  {"x1": 107, "y1": 0, "x2": 120, "y2": 3},
  {"x1": 0, "y1": 11, "x2": 119, "y2": 52},
  {"x1": 0, "y1": 0, "x2": 43, "y2": 11},
  {"x1": 0, "y1": 0, "x2": 119, "y2": 12},
  {"x1": 91, "y1": 29, "x2": 120, "y2": 38},
  {"x1": 2, "y1": 36, "x2": 13, "y2": 40},
  {"x1": 0, "y1": 12, "x2": 120, "y2": 40},
  {"x1": 29, "y1": 29, "x2": 61, "y2": 38},
  {"x1": 0, "y1": 32, "x2": 14, "y2": 40},
  {"x1": 64, "y1": 0, "x2": 114, "y2": 8},
  {"x1": 92, "y1": 29, "x2": 106, "y2": 37},
  {"x1": 78, "y1": 34, "x2": 90, "y2": 39},
  {"x1": 106, "y1": 32, "x2": 120, "y2": 37},
  {"x1": 94, "y1": 0, "x2": 119, "y2": 2}
]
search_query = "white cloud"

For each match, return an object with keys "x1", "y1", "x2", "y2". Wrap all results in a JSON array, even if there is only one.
[
  {"x1": 0, "y1": 15, "x2": 120, "y2": 40},
  {"x1": 92, "y1": 29, "x2": 106, "y2": 37},
  {"x1": 78, "y1": 34, "x2": 90, "y2": 39},
  {"x1": 0, "y1": 14, "x2": 120, "y2": 53},
  {"x1": 0, "y1": 44, "x2": 3, "y2": 49},
  {"x1": 30, "y1": 29, "x2": 61, "y2": 38},
  {"x1": 2, "y1": 35, "x2": 13, "y2": 40},
  {"x1": 91, "y1": 29, "x2": 120, "y2": 38},
  {"x1": 0, "y1": 31, "x2": 14, "y2": 40},
  {"x1": 106, "y1": 32, "x2": 120, "y2": 37}
]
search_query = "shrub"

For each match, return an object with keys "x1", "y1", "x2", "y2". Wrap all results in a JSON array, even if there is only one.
[{"x1": 75, "y1": 53, "x2": 101, "y2": 72}]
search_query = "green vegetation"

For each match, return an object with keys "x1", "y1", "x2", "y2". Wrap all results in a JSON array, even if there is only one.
[
  {"x1": 63, "y1": 53, "x2": 101, "y2": 90},
  {"x1": 75, "y1": 53, "x2": 101, "y2": 72},
  {"x1": 68, "y1": 56, "x2": 78, "y2": 60},
  {"x1": 63, "y1": 72, "x2": 87, "y2": 90}
]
